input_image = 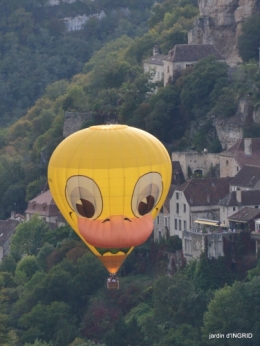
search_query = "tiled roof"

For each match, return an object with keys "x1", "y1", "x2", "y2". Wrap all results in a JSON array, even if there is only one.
[
  {"x1": 143, "y1": 54, "x2": 167, "y2": 66},
  {"x1": 230, "y1": 165, "x2": 260, "y2": 188},
  {"x1": 29, "y1": 190, "x2": 55, "y2": 205},
  {"x1": 0, "y1": 219, "x2": 19, "y2": 246},
  {"x1": 164, "y1": 44, "x2": 225, "y2": 63},
  {"x1": 228, "y1": 207, "x2": 260, "y2": 222},
  {"x1": 219, "y1": 190, "x2": 260, "y2": 207},
  {"x1": 176, "y1": 177, "x2": 232, "y2": 206},
  {"x1": 25, "y1": 190, "x2": 60, "y2": 217},
  {"x1": 220, "y1": 138, "x2": 260, "y2": 167}
]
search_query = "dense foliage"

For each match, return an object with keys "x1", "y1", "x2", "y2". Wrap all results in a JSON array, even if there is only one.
[
  {"x1": 0, "y1": 0, "x2": 260, "y2": 344},
  {"x1": 0, "y1": 0, "x2": 154, "y2": 125},
  {"x1": 1, "y1": 219, "x2": 259, "y2": 345}
]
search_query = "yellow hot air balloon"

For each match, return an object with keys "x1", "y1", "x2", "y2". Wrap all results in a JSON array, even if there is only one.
[{"x1": 48, "y1": 125, "x2": 172, "y2": 282}]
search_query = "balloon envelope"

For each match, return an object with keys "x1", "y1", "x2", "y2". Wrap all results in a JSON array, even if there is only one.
[{"x1": 48, "y1": 125, "x2": 172, "y2": 273}]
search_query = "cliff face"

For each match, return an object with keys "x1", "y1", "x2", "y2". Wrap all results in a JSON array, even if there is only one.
[{"x1": 189, "y1": 0, "x2": 260, "y2": 65}]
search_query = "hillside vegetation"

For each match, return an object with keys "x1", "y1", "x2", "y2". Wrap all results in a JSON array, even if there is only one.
[
  {"x1": 1, "y1": 216, "x2": 260, "y2": 345},
  {"x1": 0, "y1": 1, "x2": 260, "y2": 344}
]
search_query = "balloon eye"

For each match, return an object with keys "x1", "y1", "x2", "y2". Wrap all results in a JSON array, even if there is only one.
[
  {"x1": 132, "y1": 172, "x2": 163, "y2": 217},
  {"x1": 76, "y1": 198, "x2": 95, "y2": 218},
  {"x1": 66, "y1": 176, "x2": 102, "y2": 219},
  {"x1": 138, "y1": 195, "x2": 155, "y2": 216}
]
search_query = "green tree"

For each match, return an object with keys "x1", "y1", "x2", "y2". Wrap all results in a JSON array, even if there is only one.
[
  {"x1": 10, "y1": 215, "x2": 50, "y2": 259},
  {"x1": 202, "y1": 278, "x2": 260, "y2": 345},
  {"x1": 19, "y1": 301, "x2": 77, "y2": 345},
  {"x1": 15, "y1": 255, "x2": 38, "y2": 284},
  {"x1": 180, "y1": 56, "x2": 229, "y2": 118},
  {"x1": 238, "y1": 15, "x2": 260, "y2": 62}
]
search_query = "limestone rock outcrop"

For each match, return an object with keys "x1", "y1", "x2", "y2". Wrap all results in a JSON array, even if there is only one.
[{"x1": 189, "y1": 0, "x2": 260, "y2": 65}]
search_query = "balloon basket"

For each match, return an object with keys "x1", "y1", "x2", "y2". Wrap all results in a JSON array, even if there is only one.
[{"x1": 107, "y1": 275, "x2": 119, "y2": 290}]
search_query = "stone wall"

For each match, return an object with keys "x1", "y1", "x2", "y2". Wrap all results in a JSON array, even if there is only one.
[
  {"x1": 171, "y1": 151, "x2": 220, "y2": 178},
  {"x1": 63, "y1": 111, "x2": 92, "y2": 137}
]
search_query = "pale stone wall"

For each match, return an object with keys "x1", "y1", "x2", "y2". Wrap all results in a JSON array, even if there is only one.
[
  {"x1": 183, "y1": 230, "x2": 225, "y2": 261},
  {"x1": 0, "y1": 246, "x2": 3, "y2": 262},
  {"x1": 171, "y1": 151, "x2": 220, "y2": 179},
  {"x1": 63, "y1": 111, "x2": 92, "y2": 137},
  {"x1": 143, "y1": 63, "x2": 164, "y2": 83},
  {"x1": 219, "y1": 156, "x2": 239, "y2": 177},
  {"x1": 153, "y1": 211, "x2": 170, "y2": 242},
  {"x1": 163, "y1": 60, "x2": 175, "y2": 86},
  {"x1": 169, "y1": 191, "x2": 190, "y2": 239}
]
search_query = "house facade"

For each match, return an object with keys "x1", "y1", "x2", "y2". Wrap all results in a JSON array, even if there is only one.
[
  {"x1": 163, "y1": 44, "x2": 225, "y2": 86},
  {"x1": 143, "y1": 44, "x2": 225, "y2": 87},
  {"x1": 219, "y1": 189, "x2": 260, "y2": 227},
  {"x1": 169, "y1": 177, "x2": 232, "y2": 239},
  {"x1": 143, "y1": 45, "x2": 166, "y2": 84},
  {"x1": 25, "y1": 190, "x2": 62, "y2": 224},
  {"x1": 220, "y1": 138, "x2": 260, "y2": 177}
]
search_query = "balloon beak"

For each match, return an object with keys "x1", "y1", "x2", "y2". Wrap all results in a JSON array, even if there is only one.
[{"x1": 78, "y1": 214, "x2": 153, "y2": 248}]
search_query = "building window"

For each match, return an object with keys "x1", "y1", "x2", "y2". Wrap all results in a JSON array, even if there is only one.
[
  {"x1": 175, "y1": 219, "x2": 178, "y2": 230},
  {"x1": 164, "y1": 216, "x2": 168, "y2": 227},
  {"x1": 183, "y1": 204, "x2": 186, "y2": 212},
  {"x1": 167, "y1": 66, "x2": 169, "y2": 73},
  {"x1": 233, "y1": 207, "x2": 236, "y2": 211},
  {"x1": 226, "y1": 160, "x2": 229, "y2": 165},
  {"x1": 179, "y1": 220, "x2": 182, "y2": 231},
  {"x1": 176, "y1": 192, "x2": 179, "y2": 200},
  {"x1": 184, "y1": 220, "x2": 187, "y2": 231},
  {"x1": 255, "y1": 206, "x2": 259, "y2": 209},
  {"x1": 156, "y1": 216, "x2": 159, "y2": 225},
  {"x1": 176, "y1": 203, "x2": 179, "y2": 213}
]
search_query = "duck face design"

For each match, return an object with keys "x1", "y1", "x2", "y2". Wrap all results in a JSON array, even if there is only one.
[{"x1": 65, "y1": 171, "x2": 163, "y2": 251}]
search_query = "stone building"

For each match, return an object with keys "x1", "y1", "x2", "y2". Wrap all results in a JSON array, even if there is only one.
[
  {"x1": 169, "y1": 177, "x2": 232, "y2": 239},
  {"x1": 154, "y1": 185, "x2": 175, "y2": 242},
  {"x1": 219, "y1": 189, "x2": 260, "y2": 227},
  {"x1": 228, "y1": 207, "x2": 260, "y2": 232},
  {"x1": 171, "y1": 151, "x2": 220, "y2": 179},
  {"x1": 183, "y1": 229, "x2": 228, "y2": 261},
  {"x1": 25, "y1": 190, "x2": 63, "y2": 225},
  {"x1": 143, "y1": 45, "x2": 166, "y2": 84},
  {"x1": 154, "y1": 162, "x2": 185, "y2": 242},
  {"x1": 219, "y1": 138, "x2": 260, "y2": 177},
  {"x1": 163, "y1": 44, "x2": 225, "y2": 86},
  {"x1": 229, "y1": 165, "x2": 260, "y2": 191}
]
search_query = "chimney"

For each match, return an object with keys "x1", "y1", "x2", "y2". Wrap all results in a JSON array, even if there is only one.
[
  {"x1": 236, "y1": 188, "x2": 242, "y2": 203},
  {"x1": 207, "y1": 194, "x2": 210, "y2": 203},
  {"x1": 244, "y1": 138, "x2": 252, "y2": 156},
  {"x1": 153, "y1": 45, "x2": 159, "y2": 56}
]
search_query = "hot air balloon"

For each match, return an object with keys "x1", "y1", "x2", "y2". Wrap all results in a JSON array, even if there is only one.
[{"x1": 48, "y1": 125, "x2": 172, "y2": 289}]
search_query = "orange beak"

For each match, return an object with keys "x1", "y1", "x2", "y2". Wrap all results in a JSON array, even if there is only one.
[{"x1": 78, "y1": 214, "x2": 153, "y2": 248}]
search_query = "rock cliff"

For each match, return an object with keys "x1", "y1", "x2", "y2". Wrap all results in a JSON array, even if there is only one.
[{"x1": 189, "y1": 0, "x2": 260, "y2": 65}]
